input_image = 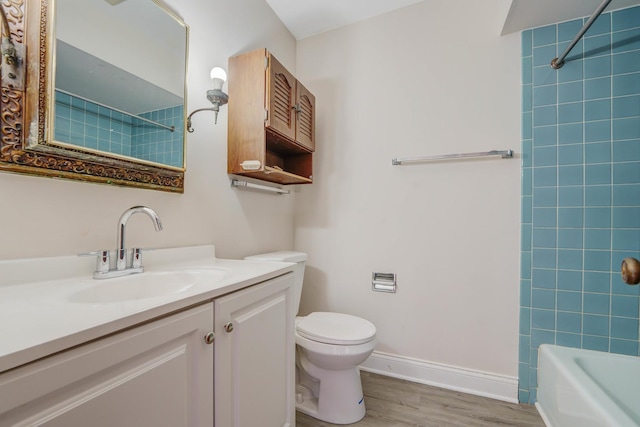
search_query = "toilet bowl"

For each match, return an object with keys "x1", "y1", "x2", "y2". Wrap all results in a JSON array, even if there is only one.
[
  {"x1": 295, "y1": 312, "x2": 376, "y2": 424},
  {"x1": 244, "y1": 252, "x2": 376, "y2": 425}
]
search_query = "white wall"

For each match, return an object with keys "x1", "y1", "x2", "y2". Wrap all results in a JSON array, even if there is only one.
[
  {"x1": 0, "y1": 0, "x2": 297, "y2": 261},
  {"x1": 294, "y1": 0, "x2": 522, "y2": 378}
]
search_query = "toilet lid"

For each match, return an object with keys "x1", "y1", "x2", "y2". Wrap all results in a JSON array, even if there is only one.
[{"x1": 296, "y1": 312, "x2": 376, "y2": 345}]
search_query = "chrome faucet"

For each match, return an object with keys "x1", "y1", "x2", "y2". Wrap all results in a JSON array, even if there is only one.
[
  {"x1": 90, "y1": 206, "x2": 163, "y2": 279},
  {"x1": 116, "y1": 206, "x2": 163, "y2": 271}
]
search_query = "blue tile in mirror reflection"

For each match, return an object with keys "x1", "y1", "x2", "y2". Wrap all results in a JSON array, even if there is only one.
[{"x1": 54, "y1": 93, "x2": 183, "y2": 168}]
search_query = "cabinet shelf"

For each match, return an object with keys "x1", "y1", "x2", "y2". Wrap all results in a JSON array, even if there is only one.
[
  {"x1": 264, "y1": 166, "x2": 312, "y2": 184},
  {"x1": 235, "y1": 166, "x2": 312, "y2": 185}
]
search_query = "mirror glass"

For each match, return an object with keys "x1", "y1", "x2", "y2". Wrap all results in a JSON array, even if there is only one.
[{"x1": 52, "y1": 0, "x2": 187, "y2": 169}]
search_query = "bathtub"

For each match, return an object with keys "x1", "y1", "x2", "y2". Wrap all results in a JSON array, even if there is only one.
[{"x1": 536, "y1": 344, "x2": 640, "y2": 427}]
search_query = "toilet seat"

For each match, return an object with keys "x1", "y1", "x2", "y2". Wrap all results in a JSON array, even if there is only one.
[{"x1": 296, "y1": 312, "x2": 376, "y2": 345}]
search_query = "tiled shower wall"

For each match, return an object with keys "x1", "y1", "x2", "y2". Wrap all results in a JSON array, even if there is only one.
[
  {"x1": 54, "y1": 91, "x2": 183, "y2": 168},
  {"x1": 520, "y1": 5, "x2": 640, "y2": 404}
]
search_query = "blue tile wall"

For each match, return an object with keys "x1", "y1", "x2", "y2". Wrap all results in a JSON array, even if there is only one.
[
  {"x1": 520, "y1": 6, "x2": 640, "y2": 404},
  {"x1": 132, "y1": 105, "x2": 184, "y2": 168},
  {"x1": 54, "y1": 91, "x2": 183, "y2": 168}
]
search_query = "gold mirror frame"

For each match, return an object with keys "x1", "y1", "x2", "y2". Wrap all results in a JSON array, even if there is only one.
[{"x1": 0, "y1": 0, "x2": 186, "y2": 192}]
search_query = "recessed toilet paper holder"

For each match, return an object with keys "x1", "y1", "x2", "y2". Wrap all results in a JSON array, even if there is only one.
[{"x1": 372, "y1": 272, "x2": 396, "y2": 293}]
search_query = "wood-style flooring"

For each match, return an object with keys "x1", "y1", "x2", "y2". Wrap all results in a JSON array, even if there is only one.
[{"x1": 296, "y1": 371, "x2": 544, "y2": 427}]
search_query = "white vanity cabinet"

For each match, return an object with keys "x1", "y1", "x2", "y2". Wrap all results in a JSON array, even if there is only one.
[
  {"x1": 0, "y1": 254, "x2": 296, "y2": 427},
  {"x1": 214, "y1": 272, "x2": 295, "y2": 427},
  {"x1": 0, "y1": 303, "x2": 214, "y2": 426}
]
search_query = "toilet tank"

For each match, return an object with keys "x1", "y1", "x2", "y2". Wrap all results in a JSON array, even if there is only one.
[{"x1": 244, "y1": 251, "x2": 307, "y2": 314}]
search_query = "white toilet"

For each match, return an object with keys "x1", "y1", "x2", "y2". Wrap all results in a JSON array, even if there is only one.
[{"x1": 245, "y1": 251, "x2": 376, "y2": 425}]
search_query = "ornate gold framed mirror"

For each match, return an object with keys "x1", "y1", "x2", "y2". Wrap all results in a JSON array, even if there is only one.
[{"x1": 0, "y1": 0, "x2": 188, "y2": 192}]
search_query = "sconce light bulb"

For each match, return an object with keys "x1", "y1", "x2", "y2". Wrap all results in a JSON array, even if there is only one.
[
  {"x1": 210, "y1": 67, "x2": 227, "y2": 91},
  {"x1": 210, "y1": 67, "x2": 227, "y2": 81}
]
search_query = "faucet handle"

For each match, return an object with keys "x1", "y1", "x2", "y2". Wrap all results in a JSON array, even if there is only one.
[
  {"x1": 79, "y1": 250, "x2": 110, "y2": 273},
  {"x1": 132, "y1": 248, "x2": 143, "y2": 269},
  {"x1": 132, "y1": 247, "x2": 160, "y2": 269},
  {"x1": 95, "y1": 250, "x2": 110, "y2": 273}
]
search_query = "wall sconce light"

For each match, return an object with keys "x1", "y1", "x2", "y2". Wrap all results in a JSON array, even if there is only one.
[{"x1": 186, "y1": 67, "x2": 229, "y2": 133}]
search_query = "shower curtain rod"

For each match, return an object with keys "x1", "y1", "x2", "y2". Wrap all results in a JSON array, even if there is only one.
[
  {"x1": 56, "y1": 89, "x2": 176, "y2": 133},
  {"x1": 551, "y1": 0, "x2": 612, "y2": 69}
]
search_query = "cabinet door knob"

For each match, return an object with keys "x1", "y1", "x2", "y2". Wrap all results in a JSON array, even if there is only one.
[
  {"x1": 224, "y1": 322, "x2": 234, "y2": 333},
  {"x1": 204, "y1": 332, "x2": 215, "y2": 344}
]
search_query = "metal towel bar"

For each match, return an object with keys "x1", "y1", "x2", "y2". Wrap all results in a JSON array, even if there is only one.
[
  {"x1": 230, "y1": 178, "x2": 290, "y2": 195},
  {"x1": 392, "y1": 149, "x2": 513, "y2": 165}
]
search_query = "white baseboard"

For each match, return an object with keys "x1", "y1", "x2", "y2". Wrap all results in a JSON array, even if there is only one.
[{"x1": 359, "y1": 351, "x2": 518, "y2": 404}]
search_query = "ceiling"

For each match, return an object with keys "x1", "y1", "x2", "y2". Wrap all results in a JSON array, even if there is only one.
[
  {"x1": 502, "y1": 0, "x2": 640, "y2": 35},
  {"x1": 264, "y1": 0, "x2": 424, "y2": 40},
  {"x1": 264, "y1": 0, "x2": 640, "y2": 40}
]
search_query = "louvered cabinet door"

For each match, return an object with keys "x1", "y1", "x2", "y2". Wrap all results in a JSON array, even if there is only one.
[
  {"x1": 295, "y1": 81, "x2": 315, "y2": 151},
  {"x1": 266, "y1": 54, "x2": 296, "y2": 142}
]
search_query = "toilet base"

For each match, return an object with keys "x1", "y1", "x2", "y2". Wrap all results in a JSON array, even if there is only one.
[{"x1": 296, "y1": 364, "x2": 366, "y2": 425}]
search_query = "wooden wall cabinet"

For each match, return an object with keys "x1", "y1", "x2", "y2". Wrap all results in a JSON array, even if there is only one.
[{"x1": 228, "y1": 48, "x2": 315, "y2": 185}]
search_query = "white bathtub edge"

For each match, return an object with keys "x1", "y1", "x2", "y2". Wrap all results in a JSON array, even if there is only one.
[
  {"x1": 360, "y1": 350, "x2": 518, "y2": 403},
  {"x1": 534, "y1": 402, "x2": 554, "y2": 427},
  {"x1": 536, "y1": 345, "x2": 640, "y2": 427}
]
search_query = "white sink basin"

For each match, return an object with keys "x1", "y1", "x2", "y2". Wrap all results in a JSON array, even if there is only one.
[{"x1": 68, "y1": 268, "x2": 228, "y2": 303}]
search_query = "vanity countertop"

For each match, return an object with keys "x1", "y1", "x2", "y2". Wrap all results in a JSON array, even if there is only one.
[{"x1": 0, "y1": 245, "x2": 294, "y2": 373}]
